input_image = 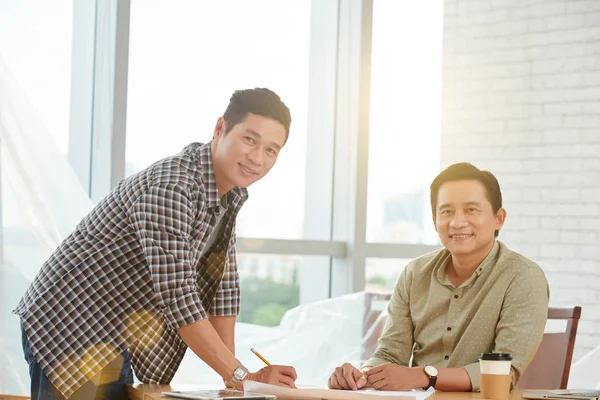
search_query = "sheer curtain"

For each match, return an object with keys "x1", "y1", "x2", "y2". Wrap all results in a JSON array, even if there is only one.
[{"x1": 0, "y1": 56, "x2": 93, "y2": 395}]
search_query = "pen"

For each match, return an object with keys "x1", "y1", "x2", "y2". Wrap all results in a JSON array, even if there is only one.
[{"x1": 250, "y1": 347, "x2": 272, "y2": 366}]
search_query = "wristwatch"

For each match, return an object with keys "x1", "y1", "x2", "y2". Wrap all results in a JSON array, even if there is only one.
[
  {"x1": 423, "y1": 365, "x2": 438, "y2": 389},
  {"x1": 226, "y1": 365, "x2": 250, "y2": 388}
]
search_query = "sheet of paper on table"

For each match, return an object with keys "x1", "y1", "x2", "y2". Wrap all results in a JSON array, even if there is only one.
[{"x1": 243, "y1": 381, "x2": 435, "y2": 400}]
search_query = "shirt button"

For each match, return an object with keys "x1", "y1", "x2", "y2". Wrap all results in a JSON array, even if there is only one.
[
  {"x1": 454, "y1": 294, "x2": 459, "y2": 299},
  {"x1": 445, "y1": 355, "x2": 449, "y2": 360},
  {"x1": 447, "y1": 327, "x2": 452, "y2": 331}
]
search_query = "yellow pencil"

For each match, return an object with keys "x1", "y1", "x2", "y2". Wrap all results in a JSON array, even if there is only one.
[{"x1": 250, "y1": 347, "x2": 272, "y2": 366}]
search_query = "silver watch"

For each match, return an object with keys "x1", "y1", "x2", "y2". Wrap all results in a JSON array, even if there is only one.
[{"x1": 226, "y1": 365, "x2": 249, "y2": 388}]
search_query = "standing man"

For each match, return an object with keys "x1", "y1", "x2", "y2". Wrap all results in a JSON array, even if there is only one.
[
  {"x1": 328, "y1": 162, "x2": 549, "y2": 392},
  {"x1": 14, "y1": 88, "x2": 297, "y2": 399}
]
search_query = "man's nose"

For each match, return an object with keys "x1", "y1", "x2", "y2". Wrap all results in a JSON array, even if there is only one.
[
  {"x1": 247, "y1": 146, "x2": 264, "y2": 166},
  {"x1": 449, "y1": 212, "x2": 468, "y2": 227}
]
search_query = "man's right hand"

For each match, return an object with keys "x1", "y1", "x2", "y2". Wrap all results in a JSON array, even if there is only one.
[
  {"x1": 328, "y1": 363, "x2": 368, "y2": 390},
  {"x1": 246, "y1": 365, "x2": 298, "y2": 389}
]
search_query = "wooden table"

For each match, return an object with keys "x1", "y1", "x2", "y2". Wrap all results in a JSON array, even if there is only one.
[{"x1": 127, "y1": 384, "x2": 526, "y2": 400}]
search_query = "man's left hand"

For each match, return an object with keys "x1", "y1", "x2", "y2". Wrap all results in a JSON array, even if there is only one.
[{"x1": 364, "y1": 363, "x2": 428, "y2": 391}]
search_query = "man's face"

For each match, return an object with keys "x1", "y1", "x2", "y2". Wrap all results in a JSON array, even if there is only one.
[
  {"x1": 433, "y1": 180, "x2": 506, "y2": 257},
  {"x1": 212, "y1": 113, "x2": 286, "y2": 190}
]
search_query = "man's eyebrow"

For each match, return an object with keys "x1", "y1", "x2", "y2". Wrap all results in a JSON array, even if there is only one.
[
  {"x1": 244, "y1": 129, "x2": 282, "y2": 150},
  {"x1": 439, "y1": 201, "x2": 483, "y2": 210}
]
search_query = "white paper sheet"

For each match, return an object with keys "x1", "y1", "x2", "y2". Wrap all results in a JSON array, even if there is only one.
[{"x1": 244, "y1": 381, "x2": 435, "y2": 400}]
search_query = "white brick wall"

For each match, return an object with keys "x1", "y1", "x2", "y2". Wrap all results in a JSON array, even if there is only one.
[{"x1": 442, "y1": 0, "x2": 600, "y2": 362}]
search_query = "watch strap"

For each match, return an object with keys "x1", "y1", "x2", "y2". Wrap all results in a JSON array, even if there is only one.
[
  {"x1": 427, "y1": 374, "x2": 437, "y2": 389},
  {"x1": 422, "y1": 366, "x2": 438, "y2": 390}
]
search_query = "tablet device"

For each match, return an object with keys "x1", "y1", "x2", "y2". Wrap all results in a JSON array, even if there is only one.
[
  {"x1": 162, "y1": 389, "x2": 276, "y2": 400},
  {"x1": 523, "y1": 390, "x2": 600, "y2": 400}
]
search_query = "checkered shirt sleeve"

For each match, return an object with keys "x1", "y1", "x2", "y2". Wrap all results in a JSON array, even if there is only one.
[{"x1": 130, "y1": 181, "x2": 208, "y2": 329}]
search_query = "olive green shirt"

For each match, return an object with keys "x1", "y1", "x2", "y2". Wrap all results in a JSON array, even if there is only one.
[{"x1": 363, "y1": 241, "x2": 549, "y2": 391}]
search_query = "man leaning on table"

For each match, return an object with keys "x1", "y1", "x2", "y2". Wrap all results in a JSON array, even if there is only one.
[
  {"x1": 14, "y1": 88, "x2": 297, "y2": 400},
  {"x1": 329, "y1": 163, "x2": 549, "y2": 392}
]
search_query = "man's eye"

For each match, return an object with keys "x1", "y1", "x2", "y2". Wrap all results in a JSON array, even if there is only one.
[
  {"x1": 266, "y1": 148, "x2": 277, "y2": 156},
  {"x1": 244, "y1": 137, "x2": 255, "y2": 144}
]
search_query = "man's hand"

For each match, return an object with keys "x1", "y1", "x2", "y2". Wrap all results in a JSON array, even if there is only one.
[
  {"x1": 365, "y1": 363, "x2": 428, "y2": 391},
  {"x1": 328, "y1": 363, "x2": 369, "y2": 390},
  {"x1": 245, "y1": 365, "x2": 297, "y2": 389}
]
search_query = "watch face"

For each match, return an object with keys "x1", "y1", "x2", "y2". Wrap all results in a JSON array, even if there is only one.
[
  {"x1": 424, "y1": 365, "x2": 438, "y2": 376},
  {"x1": 233, "y1": 366, "x2": 249, "y2": 380}
]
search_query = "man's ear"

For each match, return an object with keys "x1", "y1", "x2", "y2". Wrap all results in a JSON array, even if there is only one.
[
  {"x1": 495, "y1": 208, "x2": 507, "y2": 231},
  {"x1": 432, "y1": 213, "x2": 438, "y2": 233},
  {"x1": 214, "y1": 117, "x2": 226, "y2": 138}
]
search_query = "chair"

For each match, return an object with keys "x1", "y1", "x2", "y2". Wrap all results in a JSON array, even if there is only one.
[
  {"x1": 519, "y1": 306, "x2": 582, "y2": 390},
  {"x1": 361, "y1": 292, "x2": 392, "y2": 360}
]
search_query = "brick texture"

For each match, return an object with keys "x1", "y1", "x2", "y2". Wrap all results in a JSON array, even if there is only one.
[{"x1": 442, "y1": 0, "x2": 600, "y2": 361}]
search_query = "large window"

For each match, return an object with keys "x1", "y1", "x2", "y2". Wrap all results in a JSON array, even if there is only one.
[
  {"x1": 0, "y1": 0, "x2": 73, "y2": 154},
  {"x1": 365, "y1": 258, "x2": 411, "y2": 293},
  {"x1": 126, "y1": 0, "x2": 311, "y2": 240},
  {"x1": 0, "y1": 1, "x2": 75, "y2": 395},
  {"x1": 366, "y1": 0, "x2": 444, "y2": 245},
  {"x1": 238, "y1": 253, "x2": 302, "y2": 326}
]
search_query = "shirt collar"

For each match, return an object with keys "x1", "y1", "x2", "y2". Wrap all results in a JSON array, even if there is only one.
[
  {"x1": 436, "y1": 240, "x2": 501, "y2": 287},
  {"x1": 195, "y1": 142, "x2": 249, "y2": 210},
  {"x1": 473, "y1": 240, "x2": 500, "y2": 276}
]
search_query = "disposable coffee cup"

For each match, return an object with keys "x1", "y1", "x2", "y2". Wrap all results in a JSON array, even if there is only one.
[{"x1": 479, "y1": 353, "x2": 512, "y2": 400}]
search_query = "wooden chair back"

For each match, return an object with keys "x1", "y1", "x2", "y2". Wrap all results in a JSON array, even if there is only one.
[{"x1": 519, "y1": 306, "x2": 582, "y2": 389}]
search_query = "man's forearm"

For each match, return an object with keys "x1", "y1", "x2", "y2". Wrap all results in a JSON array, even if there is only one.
[
  {"x1": 434, "y1": 367, "x2": 472, "y2": 391},
  {"x1": 178, "y1": 318, "x2": 241, "y2": 380},
  {"x1": 209, "y1": 315, "x2": 236, "y2": 355}
]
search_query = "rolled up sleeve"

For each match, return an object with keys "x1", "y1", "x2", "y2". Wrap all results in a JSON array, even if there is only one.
[
  {"x1": 464, "y1": 362, "x2": 481, "y2": 391},
  {"x1": 130, "y1": 182, "x2": 207, "y2": 330}
]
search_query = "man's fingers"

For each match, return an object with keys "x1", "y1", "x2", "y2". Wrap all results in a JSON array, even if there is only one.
[
  {"x1": 353, "y1": 369, "x2": 368, "y2": 388},
  {"x1": 365, "y1": 365, "x2": 383, "y2": 375},
  {"x1": 356, "y1": 374, "x2": 367, "y2": 389},
  {"x1": 372, "y1": 380, "x2": 387, "y2": 391},
  {"x1": 367, "y1": 370, "x2": 384, "y2": 384},
  {"x1": 329, "y1": 373, "x2": 340, "y2": 389},
  {"x1": 275, "y1": 365, "x2": 297, "y2": 380},
  {"x1": 337, "y1": 366, "x2": 354, "y2": 390},
  {"x1": 342, "y1": 369, "x2": 357, "y2": 390},
  {"x1": 338, "y1": 372, "x2": 354, "y2": 390},
  {"x1": 278, "y1": 375, "x2": 296, "y2": 388}
]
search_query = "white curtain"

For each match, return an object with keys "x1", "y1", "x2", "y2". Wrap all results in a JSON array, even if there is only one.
[{"x1": 0, "y1": 56, "x2": 93, "y2": 395}]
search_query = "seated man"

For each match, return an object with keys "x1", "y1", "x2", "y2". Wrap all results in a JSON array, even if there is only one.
[{"x1": 329, "y1": 162, "x2": 549, "y2": 392}]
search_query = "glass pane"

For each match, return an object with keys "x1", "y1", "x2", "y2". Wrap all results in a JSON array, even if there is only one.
[
  {"x1": 366, "y1": 0, "x2": 444, "y2": 245},
  {"x1": 0, "y1": 0, "x2": 73, "y2": 154},
  {"x1": 126, "y1": 0, "x2": 311, "y2": 239},
  {"x1": 365, "y1": 258, "x2": 412, "y2": 293},
  {"x1": 238, "y1": 253, "x2": 302, "y2": 327},
  {"x1": 0, "y1": 1, "x2": 75, "y2": 395}
]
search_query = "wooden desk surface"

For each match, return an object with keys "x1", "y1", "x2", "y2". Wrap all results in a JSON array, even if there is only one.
[{"x1": 127, "y1": 384, "x2": 525, "y2": 400}]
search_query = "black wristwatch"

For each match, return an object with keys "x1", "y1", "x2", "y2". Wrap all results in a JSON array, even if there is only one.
[{"x1": 423, "y1": 365, "x2": 438, "y2": 389}]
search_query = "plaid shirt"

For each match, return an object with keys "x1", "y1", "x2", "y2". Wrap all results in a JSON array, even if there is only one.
[{"x1": 14, "y1": 142, "x2": 247, "y2": 398}]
